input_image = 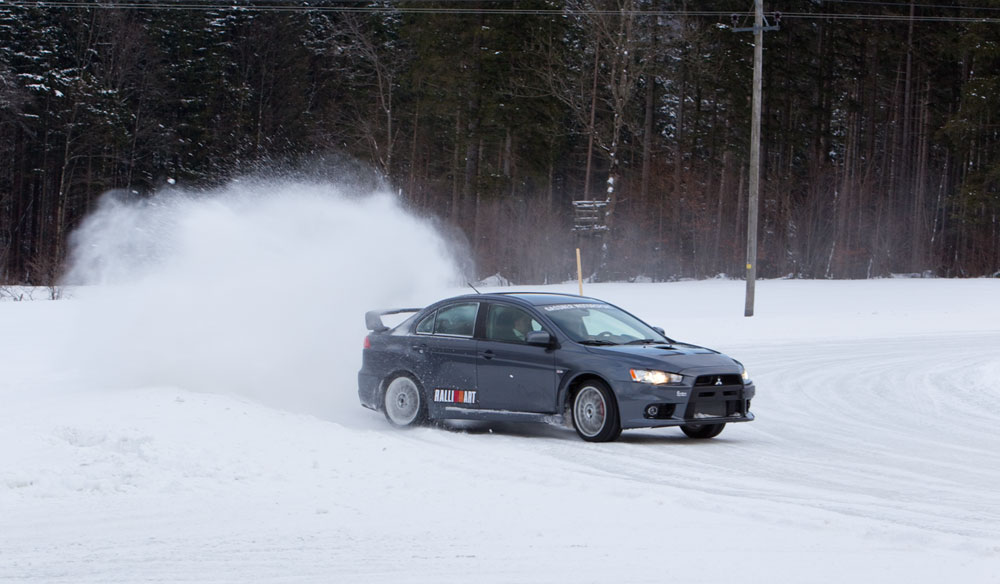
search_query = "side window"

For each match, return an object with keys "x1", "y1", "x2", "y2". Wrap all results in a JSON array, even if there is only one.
[
  {"x1": 433, "y1": 302, "x2": 478, "y2": 337},
  {"x1": 486, "y1": 305, "x2": 542, "y2": 343},
  {"x1": 415, "y1": 311, "x2": 435, "y2": 334}
]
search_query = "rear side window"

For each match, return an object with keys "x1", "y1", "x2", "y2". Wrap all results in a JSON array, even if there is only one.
[
  {"x1": 415, "y1": 311, "x2": 435, "y2": 334},
  {"x1": 432, "y1": 302, "x2": 478, "y2": 337}
]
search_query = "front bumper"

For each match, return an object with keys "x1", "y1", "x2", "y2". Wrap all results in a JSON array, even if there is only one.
[{"x1": 616, "y1": 380, "x2": 756, "y2": 430}]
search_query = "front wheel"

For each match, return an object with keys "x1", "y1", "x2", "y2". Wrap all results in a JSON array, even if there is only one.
[
  {"x1": 383, "y1": 375, "x2": 427, "y2": 428},
  {"x1": 680, "y1": 423, "x2": 725, "y2": 439},
  {"x1": 571, "y1": 381, "x2": 622, "y2": 442}
]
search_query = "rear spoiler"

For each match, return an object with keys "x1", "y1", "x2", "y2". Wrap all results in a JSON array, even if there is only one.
[{"x1": 365, "y1": 308, "x2": 423, "y2": 333}]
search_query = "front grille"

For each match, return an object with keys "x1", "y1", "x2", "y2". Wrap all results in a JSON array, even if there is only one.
[
  {"x1": 683, "y1": 387, "x2": 748, "y2": 420},
  {"x1": 690, "y1": 401, "x2": 727, "y2": 418},
  {"x1": 694, "y1": 374, "x2": 743, "y2": 386},
  {"x1": 697, "y1": 390, "x2": 741, "y2": 398}
]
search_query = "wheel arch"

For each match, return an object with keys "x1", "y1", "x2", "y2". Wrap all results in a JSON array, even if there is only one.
[
  {"x1": 378, "y1": 369, "x2": 424, "y2": 411},
  {"x1": 559, "y1": 372, "x2": 618, "y2": 415}
]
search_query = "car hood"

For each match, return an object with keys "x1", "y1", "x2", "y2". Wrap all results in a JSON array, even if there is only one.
[{"x1": 582, "y1": 342, "x2": 741, "y2": 375}]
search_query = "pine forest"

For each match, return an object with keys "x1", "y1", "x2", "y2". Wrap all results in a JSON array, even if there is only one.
[{"x1": 1, "y1": 0, "x2": 999, "y2": 285}]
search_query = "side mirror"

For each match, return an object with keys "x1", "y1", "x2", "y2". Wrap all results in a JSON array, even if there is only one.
[
  {"x1": 652, "y1": 326, "x2": 665, "y2": 336},
  {"x1": 525, "y1": 331, "x2": 554, "y2": 347}
]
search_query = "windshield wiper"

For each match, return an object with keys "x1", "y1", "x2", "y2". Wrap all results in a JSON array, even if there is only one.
[
  {"x1": 624, "y1": 338, "x2": 659, "y2": 345},
  {"x1": 578, "y1": 339, "x2": 618, "y2": 346}
]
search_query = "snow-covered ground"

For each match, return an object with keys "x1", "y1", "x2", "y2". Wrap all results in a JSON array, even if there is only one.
[
  {"x1": 2, "y1": 184, "x2": 998, "y2": 582},
  {"x1": 3, "y1": 278, "x2": 998, "y2": 583}
]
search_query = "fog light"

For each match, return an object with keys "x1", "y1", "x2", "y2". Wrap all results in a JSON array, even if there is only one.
[{"x1": 646, "y1": 405, "x2": 659, "y2": 417}]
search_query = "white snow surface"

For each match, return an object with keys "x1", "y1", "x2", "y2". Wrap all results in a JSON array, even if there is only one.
[{"x1": 2, "y1": 186, "x2": 999, "y2": 582}]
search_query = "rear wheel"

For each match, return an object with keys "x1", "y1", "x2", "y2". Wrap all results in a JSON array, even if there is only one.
[
  {"x1": 383, "y1": 375, "x2": 426, "y2": 428},
  {"x1": 680, "y1": 423, "x2": 725, "y2": 439},
  {"x1": 571, "y1": 381, "x2": 622, "y2": 442}
]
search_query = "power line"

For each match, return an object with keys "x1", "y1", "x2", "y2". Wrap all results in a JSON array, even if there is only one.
[
  {"x1": 818, "y1": 0, "x2": 1000, "y2": 12},
  {"x1": 2, "y1": 0, "x2": 1000, "y2": 23},
  {"x1": 0, "y1": 1, "x2": 719, "y2": 15},
  {"x1": 779, "y1": 12, "x2": 1000, "y2": 22},
  {"x1": 0, "y1": 2, "x2": 700, "y2": 15}
]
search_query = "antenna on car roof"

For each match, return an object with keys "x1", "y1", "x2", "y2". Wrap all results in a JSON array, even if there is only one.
[{"x1": 467, "y1": 282, "x2": 482, "y2": 294}]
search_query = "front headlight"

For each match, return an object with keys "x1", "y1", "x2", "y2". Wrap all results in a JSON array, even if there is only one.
[
  {"x1": 733, "y1": 360, "x2": 751, "y2": 383},
  {"x1": 629, "y1": 369, "x2": 683, "y2": 385}
]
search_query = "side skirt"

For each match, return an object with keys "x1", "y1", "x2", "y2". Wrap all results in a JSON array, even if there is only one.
[{"x1": 438, "y1": 406, "x2": 565, "y2": 426}]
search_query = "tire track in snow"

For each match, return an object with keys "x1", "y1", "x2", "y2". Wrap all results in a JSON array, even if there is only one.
[{"x1": 408, "y1": 333, "x2": 1000, "y2": 542}]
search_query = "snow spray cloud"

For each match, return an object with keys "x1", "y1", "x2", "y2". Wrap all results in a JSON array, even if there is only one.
[{"x1": 64, "y1": 180, "x2": 465, "y2": 422}]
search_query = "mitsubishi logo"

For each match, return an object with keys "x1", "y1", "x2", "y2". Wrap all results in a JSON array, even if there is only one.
[{"x1": 714, "y1": 377, "x2": 723, "y2": 386}]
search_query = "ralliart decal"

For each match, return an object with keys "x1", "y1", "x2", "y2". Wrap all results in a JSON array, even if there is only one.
[{"x1": 434, "y1": 389, "x2": 477, "y2": 404}]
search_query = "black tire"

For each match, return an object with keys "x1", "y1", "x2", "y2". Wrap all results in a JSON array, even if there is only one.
[
  {"x1": 571, "y1": 380, "x2": 622, "y2": 442},
  {"x1": 382, "y1": 374, "x2": 427, "y2": 428},
  {"x1": 680, "y1": 423, "x2": 725, "y2": 439}
]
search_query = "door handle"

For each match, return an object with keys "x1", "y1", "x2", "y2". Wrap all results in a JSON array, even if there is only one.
[{"x1": 481, "y1": 350, "x2": 495, "y2": 360}]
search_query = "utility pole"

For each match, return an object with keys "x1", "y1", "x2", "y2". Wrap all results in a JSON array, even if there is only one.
[{"x1": 733, "y1": 1, "x2": 778, "y2": 317}]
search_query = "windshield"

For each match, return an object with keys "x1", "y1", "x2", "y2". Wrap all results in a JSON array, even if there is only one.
[{"x1": 539, "y1": 303, "x2": 668, "y2": 345}]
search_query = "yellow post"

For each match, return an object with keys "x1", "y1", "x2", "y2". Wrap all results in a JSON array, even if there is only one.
[{"x1": 576, "y1": 248, "x2": 584, "y2": 296}]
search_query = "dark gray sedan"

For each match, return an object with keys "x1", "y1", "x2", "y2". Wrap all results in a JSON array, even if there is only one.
[{"x1": 358, "y1": 292, "x2": 755, "y2": 442}]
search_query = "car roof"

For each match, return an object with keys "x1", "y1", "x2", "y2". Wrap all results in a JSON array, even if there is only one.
[{"x1": 444, "y1": 292, "x2": 607, "y2": 306}]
